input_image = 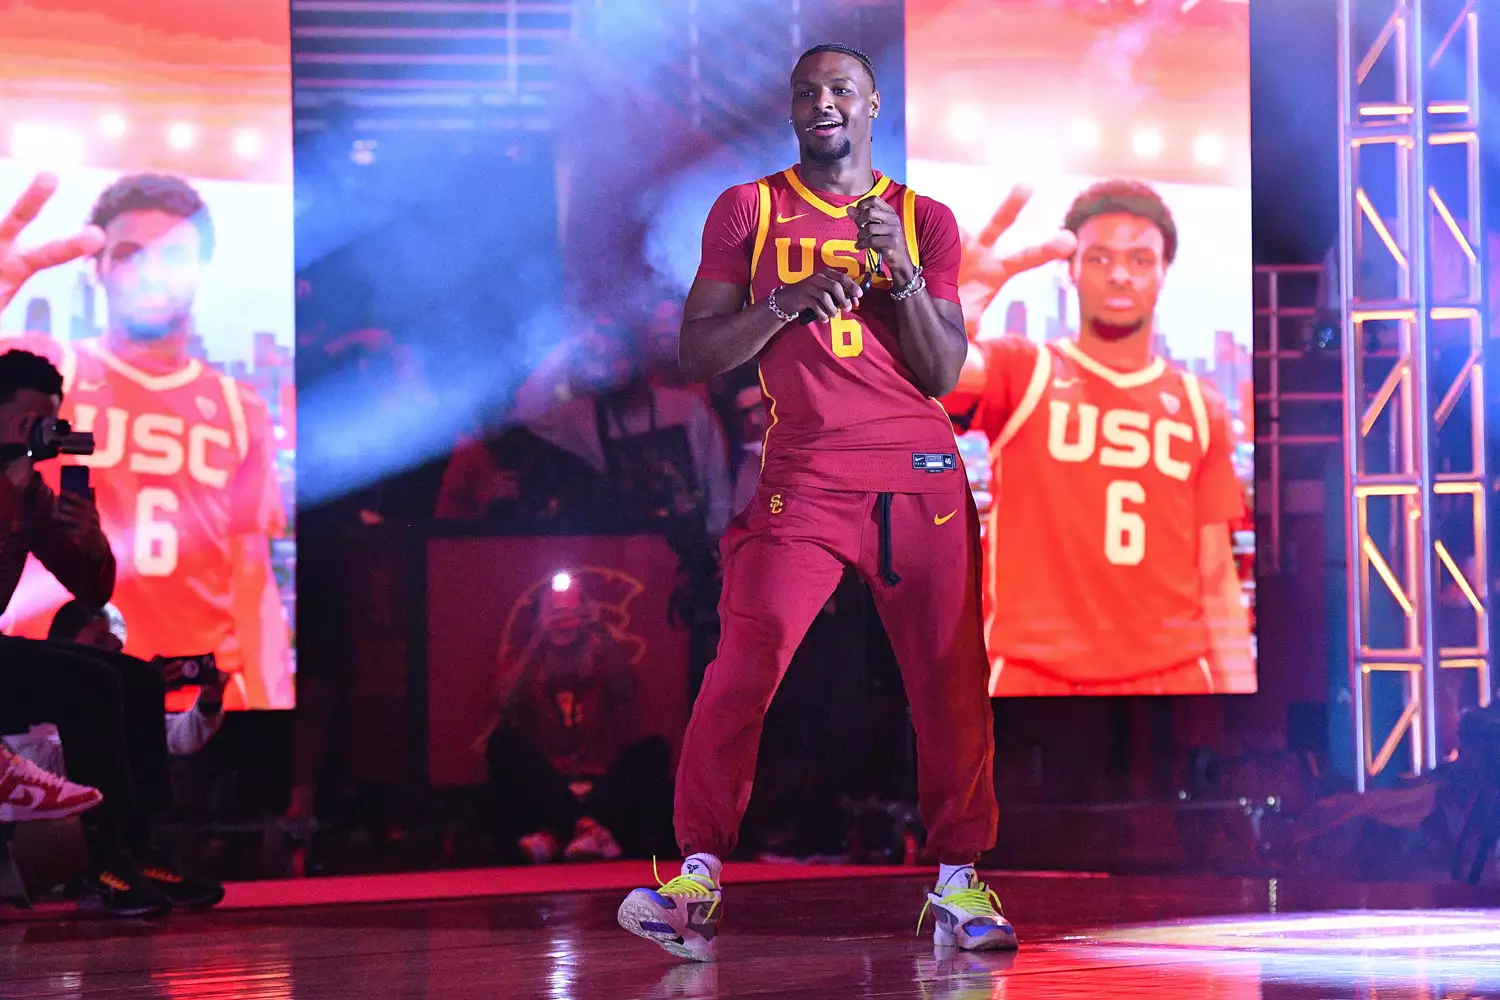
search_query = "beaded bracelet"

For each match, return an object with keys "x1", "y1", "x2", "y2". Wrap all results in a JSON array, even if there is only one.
[
  {"x1": 891, "y1": 266, "x2": 926, "y2": 302},
  {"x1": 766, "y1": 285, "x2": 797, "y2": 322}
]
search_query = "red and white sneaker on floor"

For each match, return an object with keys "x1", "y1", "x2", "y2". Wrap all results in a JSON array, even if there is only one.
[
  {"x1": 564, "y1": 818, "x2": 623, "y2": 861},
  {"x1": 0, "y1": 748, "x2": 103, "y2": 822}
]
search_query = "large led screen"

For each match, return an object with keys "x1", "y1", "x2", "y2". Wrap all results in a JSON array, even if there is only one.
[
  {"x1": 910, "y1": 0, "x2": 1256, "y2": 695},
  {"x1": 0, "y1": 1, "x2": 294, "y2": 709}
]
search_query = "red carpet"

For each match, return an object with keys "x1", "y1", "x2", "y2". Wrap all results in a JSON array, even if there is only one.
[
  {"x1": 220, "y1": 860, "x2": 927, "y2": 910},
  {"x1": 3, "y1": 861, "x2": 1101, "y2": 920}
]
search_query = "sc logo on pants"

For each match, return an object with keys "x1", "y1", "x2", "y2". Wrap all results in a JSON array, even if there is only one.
[{"x1": 769, "y1": 493, "x2": 784, "y2": 515}]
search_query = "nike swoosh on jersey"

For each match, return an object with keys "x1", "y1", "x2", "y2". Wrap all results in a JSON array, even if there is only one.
[
  {"x1": 775, "y1": 212, "x2": 808, "y2": 223},
  {"x1": 934, "y1": 511, "x2": 957, "y2": 526}
]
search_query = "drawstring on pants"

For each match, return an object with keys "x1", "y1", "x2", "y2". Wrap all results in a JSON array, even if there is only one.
[{"x1": 876, "y1": 492, "x2": 901, "y2": 587}]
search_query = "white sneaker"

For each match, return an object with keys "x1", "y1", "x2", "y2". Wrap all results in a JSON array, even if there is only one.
[
  {"x1": 919, "y1": 871, "x2": 1018, "y2": 951},
  {"x1": 617, "y1": 861, "x2": 722, "y2": 962},
  {"x1": 0, "y1": 749, "x2": 102, "y2": 823},
  {"x1": 564, "y1": 818, "x2": 623, "y2": 861}
]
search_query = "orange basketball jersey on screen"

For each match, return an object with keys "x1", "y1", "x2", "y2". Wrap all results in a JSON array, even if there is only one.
[
  {"x1": 5, "y1": 335, "x2": 283, "y2": 671},
  {"x1": 975, "y1": 337, "x2": 1243, "y2": 683}
]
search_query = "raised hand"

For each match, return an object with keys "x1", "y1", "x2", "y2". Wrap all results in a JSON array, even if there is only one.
[
  {"x1": 958, "y1": 183, "x2": 1077, "y2": 335},
  {"x1": 53, "y1": 489, "x2": 104, "y2": 544},
  {"x1": 196, "y1": 666, "x2": 228, "y2": 715},
  {"x1": 852, "y1": 194, "x2": 913, "y2": 276},
  {"x1": 0, "y1": 173, "x2": 106, "y2": 316}
]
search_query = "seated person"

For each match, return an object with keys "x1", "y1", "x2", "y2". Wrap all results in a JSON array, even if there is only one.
[
  {"x1": 8, "y1": 602, "x2": 227, "y2": 774},
  {"x1": 0, "y1": 349, "x2": 221, "y2": 917},
  {"x1": 0, "y1": 175, "x2": 103, "y2": 825},
  {"x1": 485, "y1": 577, "x2": 672, "y2": 863}
]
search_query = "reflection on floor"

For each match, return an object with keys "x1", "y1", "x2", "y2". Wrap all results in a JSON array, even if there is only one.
[{"x1": 3, "y1": 868, "x2": 1499, "y2": 998}]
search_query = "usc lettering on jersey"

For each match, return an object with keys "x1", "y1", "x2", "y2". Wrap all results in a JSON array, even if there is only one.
[
  {"x1": 974, "y1": 337, "x2": 1244, "y2": 683},
  {"x1": 697, "y1": 166, "x2": 965, "y2": 494},
  {"x1": 1, "y1": 335, "x2": 285, "y2": 677}
]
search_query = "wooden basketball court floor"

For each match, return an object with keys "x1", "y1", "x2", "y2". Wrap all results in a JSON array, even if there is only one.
[{"x1": 4, "y1": 864, "x2": 1500, "y2": 998}]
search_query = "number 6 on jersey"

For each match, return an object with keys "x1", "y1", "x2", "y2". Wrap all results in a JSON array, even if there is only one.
[
  {"x1": 1104, "y1": 479, "x2": 1146, "y2": 566},
  {"x1": 830, "y1": 313, "x2": 863, "y2": 358},
  {"x1": 135, "y1": 487, "x2": 180, "y2": 577}
]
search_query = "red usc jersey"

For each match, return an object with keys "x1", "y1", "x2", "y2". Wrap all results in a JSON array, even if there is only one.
[
  {"x1": 2, "y1": 335, "x2": 284, "y2": 673},
  {"x1": 974, "y1": 337, "x2": 1244, "y2": 682},
  {"x1": 696, "y1": 166, "x2": 964, "y2": 493}
]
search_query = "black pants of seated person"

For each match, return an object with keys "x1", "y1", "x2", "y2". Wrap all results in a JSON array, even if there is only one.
[
  {"x1": 486, "y1": 729, "x2": 673, "y2": 860},
  {"x1": 0, "y1": 635, "x2": 172, "y2": 871}
]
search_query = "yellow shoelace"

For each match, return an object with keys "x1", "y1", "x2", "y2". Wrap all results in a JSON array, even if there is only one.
[
  {"x1": 916, "y1": 882, "x2": 1005, "y2": 935},
  {"x1": 650, "y1": 858, "x2": 721, "y2": 920}
]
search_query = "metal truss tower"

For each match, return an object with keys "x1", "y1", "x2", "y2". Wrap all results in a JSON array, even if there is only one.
[{"x1": 1337, "y1": 0, "x2": 1492, "y2": 791}]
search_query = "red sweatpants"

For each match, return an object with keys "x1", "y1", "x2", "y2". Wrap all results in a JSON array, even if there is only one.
[{"x1": 675, "y1": 478, "x2": 998, "y2": 864}]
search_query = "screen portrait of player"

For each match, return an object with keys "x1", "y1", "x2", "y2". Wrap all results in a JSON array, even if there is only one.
[
  {"x1": 909, "y1": 0, "x2": 1255, "y2": 695},
  {"x1": 0, "y1": 2, "x2": 294, "y2": 709}
]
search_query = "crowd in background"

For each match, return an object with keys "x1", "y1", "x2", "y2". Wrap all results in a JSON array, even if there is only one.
[
  {"x1": 433, "y1": 298, "x2": 755, "y2": 541},
  {"x1": 296, "y1": 282, "x2": 921, "y2": 867}
]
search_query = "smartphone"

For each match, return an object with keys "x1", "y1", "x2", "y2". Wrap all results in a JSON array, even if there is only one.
[
  {"x1": 59, "y1": 465, "x2": 90, "y2": 498},
  {"x1": 162, "y1": 653, "x2": 218, "y2": 690}
]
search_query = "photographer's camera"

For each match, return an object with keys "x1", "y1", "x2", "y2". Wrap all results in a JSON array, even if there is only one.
[{"x1": 28, "y1": 417, "x2": 94, "y2": 461}]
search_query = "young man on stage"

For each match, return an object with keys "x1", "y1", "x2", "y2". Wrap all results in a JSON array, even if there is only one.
[{"x1": 616, "y1": 44, "x2": 1011, "y2": 962}]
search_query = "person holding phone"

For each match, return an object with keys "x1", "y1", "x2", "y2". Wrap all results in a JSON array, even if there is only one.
[
  {"x1": 37, "y1": 601, "x2": 226, "y2": 754},
  {"x1": 0, "y1": 174, "x2": 109, "y2": 827},
  {"x1": 0, "y1": 347, "x2": 222, "y2": 916}
]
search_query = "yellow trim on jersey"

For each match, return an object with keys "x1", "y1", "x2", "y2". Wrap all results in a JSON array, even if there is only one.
[
  {"x1": 902, "y1": 187, "x2": 920, "y2": 269},
  {"x1": 86, "y1": 341, "x2": 204, "y2": 392},
  {"x1": 1056, "y1": 339, "x2": 1166, "y2": 389},
  {"x1": 781, "y1": 167, "x2": 893, "y2": 219},
  {"x1": 1181, "y1": 372, "x2": 1211, "y2": 453},
  {"x1": 219, "y1": 373, "x2": 250, "y2": 460},
  {"x1": 989, "y1": 342, "x2": 1051, "y2": 457},
  {"x1": 757, "y1": 364, "x2": 779, "y2": 471},
  {"x1": 748, "y1": 178, "x2": 772, "y2": 304}
]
